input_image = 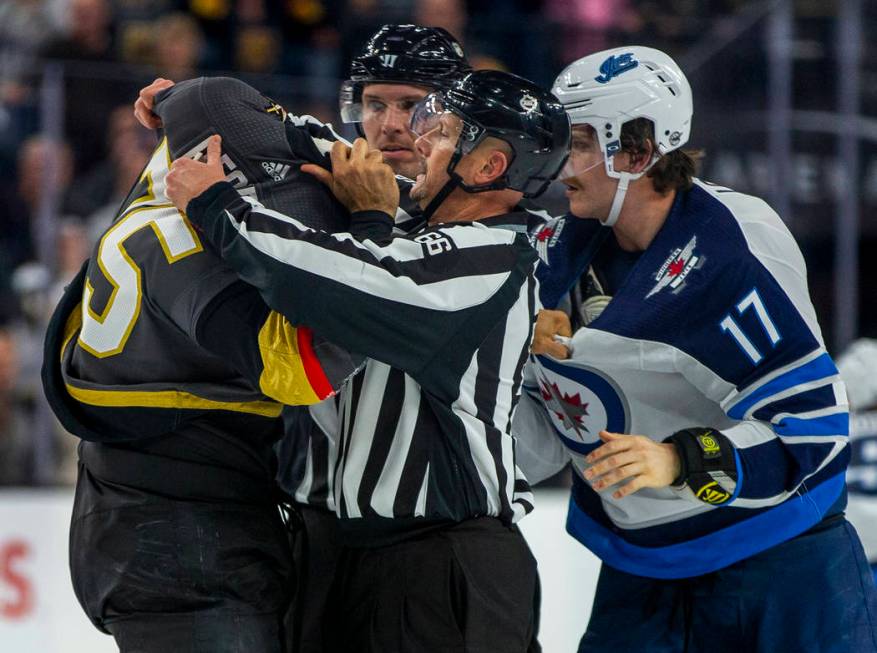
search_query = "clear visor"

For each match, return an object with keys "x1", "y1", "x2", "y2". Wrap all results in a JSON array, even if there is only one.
[
  {"x1": 560, "y1": 151, "x2": 605, "y2": 180},
  {"x1": 410, "y1": 93, "x2": 483, "y2": 154},
  {"x1": 338, "y1": 80, "x2": 362, "y2": 123},
  {"x1": 560, "y1": 124, "x2": 608, "y2": 181}
]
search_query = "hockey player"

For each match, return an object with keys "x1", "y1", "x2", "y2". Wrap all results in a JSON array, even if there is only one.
[
  {"x1": 130, "y1": 28, "x2": 473, "y2": 652},
  {"x1": 283, "y1": 24, "x2": 472, "y2": 652},
  {"x1": 515, "y1": 46, "x2": 877, "y2": 652},
  {"x1": 837, "y1": 339, "x2": 877, "y2": 585},
  {"x1": 162, "y1": 69, "x2": 570, "y2": 653},
  {"x1": 42, "y1": 77, "x2": 363, "y2": 653}
]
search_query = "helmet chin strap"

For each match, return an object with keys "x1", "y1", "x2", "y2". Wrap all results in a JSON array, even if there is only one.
[
  {"x1": 422, "y1": 176, "x2": 460, "y2": 222},
  {"x1": 601, "y1": 152, "x2": 660, "y2": 227},
  {"x1": 602, "y1": 171, "x2": 633, "y2": 227}
]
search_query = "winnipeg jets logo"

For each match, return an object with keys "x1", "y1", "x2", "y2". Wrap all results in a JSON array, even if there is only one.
[
  {"x1": 530, "y1": 218, "x2": 564, "y2": 263},
  {"x1": 646, "y1": 235, "x2": 704, "y2": 298},
  {"x1": 261, "y1": 161, "x2": 291, "y2": 182},
  {"x1": 540, "y1": 380, "x2": 590, "y2": 439},
  {"x1": 379, "y1": 54, "x2": 398, "y2": 68},
  {"x1": 594, "y1": 53, "x2": 638, "y2": 84}
]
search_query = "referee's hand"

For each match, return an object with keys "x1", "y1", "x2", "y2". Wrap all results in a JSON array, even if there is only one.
[
  {"x1": 167, "y1": 135, "x2": 226, "y2": 212},
  {"x1": 302, "y1": 139, "x2": 399, "y2": 216},
  {"x1": 134, "y1": 78, "x2": 174, "y2": 129},
  {"x1": 531, "y1": 310, "x2": 572, "y2": 359}
]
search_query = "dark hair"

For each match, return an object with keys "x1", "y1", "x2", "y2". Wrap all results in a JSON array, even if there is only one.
[{"x1": 619, "y1": 118, "x2": 701, "y2": 194}]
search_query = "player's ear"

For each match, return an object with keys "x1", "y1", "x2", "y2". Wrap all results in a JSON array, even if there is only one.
[
  {"x1": 626, "y1": 138, "x2": 655, "y2": 174},
  {"x1": 474, "y1": 142, "x2": 511, "y2": 185}
]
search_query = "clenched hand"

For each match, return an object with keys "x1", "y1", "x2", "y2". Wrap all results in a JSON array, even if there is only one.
[
  {"x1": 531, "y1": 309, "x2": 572, "y2": 359},
  {"x1": 166, "y1": 134, "x2": 226, "y2": 211},
  {"x1": 301, "y1": 139, "x2": 399, "y2": 216},
  {"x1": 134, "y1": 78, "x2": 175, "y2": 129}
]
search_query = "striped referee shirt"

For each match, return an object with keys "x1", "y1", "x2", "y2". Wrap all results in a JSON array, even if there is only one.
[
  {"x1": 276, "y1": 194, "x2": 426, "y2": 512},
  {"x1": 187, "y1": 182, "x2": 539, "y2": 536}
]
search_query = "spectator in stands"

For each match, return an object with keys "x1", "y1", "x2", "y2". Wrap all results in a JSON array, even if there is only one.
[
  {"x1": 0, "y1": 136, "x2": 75, "y2": 270},
  {"x1": 0, "y1": 327, "x2": 36, "y2": 486},
  {"x1": 151, "y1": 13, "x2": 204, "y2": 81},
  {"x1": 72, "y1": 106, "x2": 152, "y2": 241},
  {"x1": 545, "y1": 0, "x2": 639, "y2": 61},
  {"x1": 0, "y1": 0, "x2": 50, "y2": 99},
  {"x1": 40, "y1": 0, "x2": 138, "y2": 176},
  {"x1": 413, "y1": 0, "x2": 467, "y2": 41}
]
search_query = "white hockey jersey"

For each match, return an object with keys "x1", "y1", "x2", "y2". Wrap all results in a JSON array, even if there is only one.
[{"x1": 514, "y1": 179, "x2": 850, "y2": 579}]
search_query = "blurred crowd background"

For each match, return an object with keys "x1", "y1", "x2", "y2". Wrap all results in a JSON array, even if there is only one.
[{"x1": 0, "y1": 0, "x2": 874, "y2": 486}]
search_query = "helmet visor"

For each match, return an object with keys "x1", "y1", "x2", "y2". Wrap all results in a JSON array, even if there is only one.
[
  {"x1": 560, "y1": 124, "x2": 607, "y2": 180},
  {"x1": 410, "y1": 92, "x2": 484, "y2": 155},
  {"x1": 339, "y1": 80, "x2": 363, "y2": 123}
]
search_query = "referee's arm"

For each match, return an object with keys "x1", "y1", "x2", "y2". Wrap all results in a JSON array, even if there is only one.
[{"x1": 185, "y1": 181, "x2": 536, "y2": 379}]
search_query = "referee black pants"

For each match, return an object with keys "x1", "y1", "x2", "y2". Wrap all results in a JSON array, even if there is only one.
[{"x1": 324, "y1": 517, "x2": 538, "y2": 653}]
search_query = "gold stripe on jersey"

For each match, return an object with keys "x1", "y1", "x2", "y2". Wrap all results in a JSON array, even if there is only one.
[
  {"x1": 257, "y1": 310, "x2": 324, "y2": 405},
  {"x1": 62, "y1": 301, "x2": 282, "y2": 418},
  {"x1": 65, "y1": 384, "x2": 282, "y2": 417}
]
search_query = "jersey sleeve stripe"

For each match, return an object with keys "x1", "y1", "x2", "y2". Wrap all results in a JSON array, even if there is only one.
[
  {"x1": 772, "y1": 412, "x2": 849, "y2": 438},
  {"x1": 727, "y1": 352, "x2": 838, "y2": 419}
]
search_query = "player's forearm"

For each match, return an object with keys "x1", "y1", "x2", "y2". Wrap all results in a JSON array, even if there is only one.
[{"x1": 183, "y1": 182, "x2": 485, "y2": 376}]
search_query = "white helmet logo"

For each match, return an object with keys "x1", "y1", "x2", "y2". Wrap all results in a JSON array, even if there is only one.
[
  {"x1": 379, "y1": 54, "x2": 398, "y2": 68},
  {"x1": 519, "y1": 93, "x2": 538, "y2": 113}
]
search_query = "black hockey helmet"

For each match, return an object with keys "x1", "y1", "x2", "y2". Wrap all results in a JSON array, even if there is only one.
[
  {"x1": 410, "y1": 70, "x2": 571, "y2": 206},
  {"x1": 340, "y1": 24, "x2": 471, "y2": 124}
]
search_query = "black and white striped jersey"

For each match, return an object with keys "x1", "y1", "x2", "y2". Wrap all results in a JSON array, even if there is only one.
[
  {"x1": 187, "y1": 182, "x2": 539, "y2": 532},
  {"x1": 277, "y1": 400, "x2": 341, "y2": 511},
  {"x1": 278, "y1": 207, "x2": 550, "y2": 513}
]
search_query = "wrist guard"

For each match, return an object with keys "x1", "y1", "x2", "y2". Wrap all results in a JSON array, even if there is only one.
[{"x1": 666, "y1": 428, "x2": 738, "y2": 506}]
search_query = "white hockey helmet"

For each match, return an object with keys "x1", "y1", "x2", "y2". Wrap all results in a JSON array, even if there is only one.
[{"x1": 552, "y1": 46, "x2": 692, "y2": 224}]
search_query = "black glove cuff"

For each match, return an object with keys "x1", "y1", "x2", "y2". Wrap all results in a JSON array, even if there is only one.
[{"x1": 666, "y1": 428, "x2": 738, "y2": 506}]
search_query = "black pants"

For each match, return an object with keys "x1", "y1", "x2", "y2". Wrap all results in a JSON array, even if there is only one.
[
  {"x1": 324, "y1": 517, "x2": 538, "y2": 653},
  {"x1": 69, "y1": 464, "x2": 294, "y2": 653},
  {"x1": 286, "y1": 504, "x2": 343, "y2": 653}
]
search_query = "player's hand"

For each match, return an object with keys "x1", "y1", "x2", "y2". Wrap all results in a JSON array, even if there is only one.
[
  {"x1": 583, "y1": 431, "x2": 681, "y2": 499},
  {"x1": 301, "y1": 138, "x2": 399, "y2": 215},
  {"x1": 166, "y1": 135, "x2": 226, "y2": 211},
  {"x1": 531, "y1": 309, "x2": 572, "y2": 359},
  {"x1": 134, "y1": 78, "x2": 174, "y2": 129}
]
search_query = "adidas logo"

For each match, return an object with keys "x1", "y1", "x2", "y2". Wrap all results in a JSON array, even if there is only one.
[{"x1": 261, "y1": 161, "x2": 291, "y2": 181}]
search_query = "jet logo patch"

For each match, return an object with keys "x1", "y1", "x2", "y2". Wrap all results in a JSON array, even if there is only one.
[{"x1": 646, "y1": 235, "x2": 704, "y2": 298}]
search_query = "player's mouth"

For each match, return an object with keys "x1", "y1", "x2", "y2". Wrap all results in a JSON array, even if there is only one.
[{"x1": 380, "y1": 145, "x2": 415, "y2": 161}]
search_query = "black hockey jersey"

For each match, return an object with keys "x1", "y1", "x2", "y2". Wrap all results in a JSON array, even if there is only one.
[{"x1": 42, "y1": 77, "x2": 361, "y2": 501}]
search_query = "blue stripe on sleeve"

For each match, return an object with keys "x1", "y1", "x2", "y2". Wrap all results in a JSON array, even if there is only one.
[
  {"x1": 736, "y1": 438, "x2": 840, "y2": 499},
  {"x1": 728, "y1": 353, "x2": 838, "y2": 420},
  {"x1": 727, "y1": 447, "x2": 743, "y2": 504},
  {"x1": 774, "y1": 412, "x2": 850, "y2": 437},
  {"x1": 753, "y1": 384, "x2": 838, "y2": 421}
]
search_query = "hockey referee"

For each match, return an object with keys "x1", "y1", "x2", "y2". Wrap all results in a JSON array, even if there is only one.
[{"x1": 164, "y1": 70, "x2": 571, "y2": 653}]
